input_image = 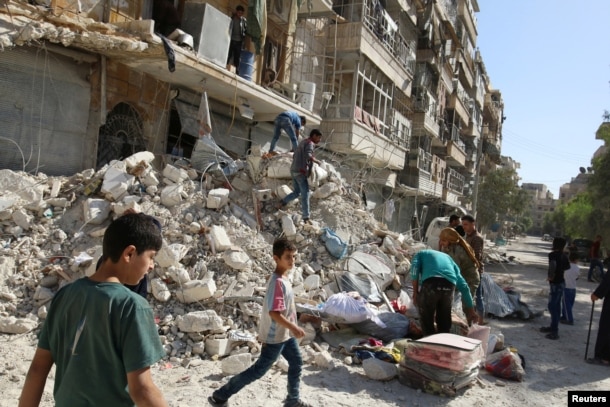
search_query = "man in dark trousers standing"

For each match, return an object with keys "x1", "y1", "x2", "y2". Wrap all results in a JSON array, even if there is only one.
[
  {"x1": 588, "y1": 271, "x2": 610, "y2": 365},
  {"x1": 227, "y1": 5, "x2": 247, "y2": 74}
]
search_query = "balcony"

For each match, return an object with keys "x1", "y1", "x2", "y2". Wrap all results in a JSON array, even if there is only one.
[
  {"x1": 321, "y1": 118, "x2": 407, "y2": 170},
  {"x1": 448, "y1": 94, "x2": 469, "y2": 125},
  {"x1": 446, "y1": 140, "x2": 467, "y2": 167},
  {"x1": 327, "y1": 18, "x2": 415, "y2": 88},
  {"x1": 484, "y1": 93, "x2": 502, "y2": 123},
  {"x1": 464, "y1": 119, "x2": 481, "y2": 138},
  {"x1": 446, "y1": 167, "x2": 465, "y2": 194},
  {"x1": 458, "y1": 51, "x2": 474, "y2": 90},
  {"x1": 440, "y1": 63, "x2": 455, "y2": 93},
  {"x1": 458, "y1": 0, "x2": 478, "y2": 43},
  {"x1": 411, "y1": 112, "x2": 440, "y2": 139}
]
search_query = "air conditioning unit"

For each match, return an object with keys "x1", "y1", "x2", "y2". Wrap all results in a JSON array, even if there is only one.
[{"x1": 268, "y1": 0, "x2": 290, "y2": 23}]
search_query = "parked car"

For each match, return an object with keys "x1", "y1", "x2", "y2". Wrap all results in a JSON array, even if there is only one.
[
  {"x1": 542, "y1": 234, "x2": 552, "y2": 241},
  {"x1": 571, "y1": 238, "x2": 593, "y2": 261}
]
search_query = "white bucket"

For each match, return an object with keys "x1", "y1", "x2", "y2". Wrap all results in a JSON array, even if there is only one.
[{"x1": 298, "y1": 81, "x2": 316, "y2": 111}]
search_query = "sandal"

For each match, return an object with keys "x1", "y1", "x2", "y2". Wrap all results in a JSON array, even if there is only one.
[{"x1": 586, "y1": 358, "x2": 610, "y2": 366}]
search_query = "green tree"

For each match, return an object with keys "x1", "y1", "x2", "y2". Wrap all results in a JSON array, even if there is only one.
[
  {"x1": 555, "y1": 193, "x2": 594, "y2": 238},
  {"x1": 475, "y1": 168, "x2": 531, "y2": 230}
]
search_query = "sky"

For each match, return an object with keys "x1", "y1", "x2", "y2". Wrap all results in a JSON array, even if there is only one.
[{"x1": 475, "y1": 0, "x2": 610, "y2": 197}]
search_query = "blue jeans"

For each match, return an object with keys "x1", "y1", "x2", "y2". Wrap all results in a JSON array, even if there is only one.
[
  {"x1": 214, "y1": 337, "x2": 303, "y2": 403},
  {"x1": 561, "y1": 287, "x2": 576, "y2": 323},
  {"x1": 269, "y1": 116, "x2": 299, "y2": 152},
  {"x1": 548, "y1": 282, "x2": 565, "y2": 334},
  {"x1": 282, "y1": 172, "x2": 310, "y2": 219},
  {"x1": 588, "y1": 258, "x2": 605, "y2": 281}
]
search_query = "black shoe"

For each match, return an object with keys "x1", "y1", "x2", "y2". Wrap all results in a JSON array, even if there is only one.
[
  {"x1": 284, "y1": 400, "x2": 313, "y2": 407},
  {"x1": 560, "y1": 320, "x2": 574, "y2": 325},
  {"x1": 545, "y1": 333, "x2": 559, "y2": 340},
  {"x1": 208, "y1": 395, "x2": 229, "y2": 407},
  {"x1": 540, "y1": 326, "x2": 553, "y2": 333},
  {"x1": 588, "y1": 279, "x2": 594, "y2": 282}
]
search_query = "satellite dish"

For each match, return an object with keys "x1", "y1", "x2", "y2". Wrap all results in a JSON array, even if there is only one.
[{"x1": 579, "y1": 167, "x2": 586, "y2": 174}]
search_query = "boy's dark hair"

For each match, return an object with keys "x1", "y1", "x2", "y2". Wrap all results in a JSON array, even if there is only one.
[
  {"x1": 552, "y1": 237, "x2": 566, "y2": 251},
  {"x1": 461, "y1": 214, "x2": 475, "y2": 223},
  {"x1": 568, "y1": 252, "x2": 579, "y2": 262},
  {"x1": 236, "y1": 5, "x2": 245, "y2": 11},
  {"x1": 273, "y1": 237, "x2": 297, "y2": 258},
  {"x1": 102, "y1": 213, "x2": 163, "y2": 262},
  {"x1": 300, "y1": 116, "x2": 306, "y2": 126},
  {"x1": 309, "y1": 128, "x2": 322, "y2": 138},
  {"x1": 449, "y1": 214, "x2": 460, "y2": 222}
]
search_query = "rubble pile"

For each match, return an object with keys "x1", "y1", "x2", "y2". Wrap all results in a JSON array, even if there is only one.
[{"x1": 0, "y1": 149, "x2": 422, "y2": 372}]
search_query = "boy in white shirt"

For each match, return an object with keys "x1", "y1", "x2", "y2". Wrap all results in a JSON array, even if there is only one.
[{"x1": 561, "y1": 252, "x2": 580, "y2": 325}]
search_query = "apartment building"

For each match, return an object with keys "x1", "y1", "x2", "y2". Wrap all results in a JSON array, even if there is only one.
[
  {"x1": 0, "y1": 0, "x2": 504, "y2": 236},
  {"x1": 522, "y1": 183, "x2": 555, "y2": 235}
]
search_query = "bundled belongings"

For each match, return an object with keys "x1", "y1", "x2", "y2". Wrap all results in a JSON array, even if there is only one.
[
  {"x1": 484, "y1": 347, "x2": 525, "y2": 382},
  {"x1": 398, "y1": 333, "x2": 484, "y2": 397}
]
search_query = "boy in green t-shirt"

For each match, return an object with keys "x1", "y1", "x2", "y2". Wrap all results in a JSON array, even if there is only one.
[{"x1": 19, "y1": 213, "x2": 168, "y2": 407}]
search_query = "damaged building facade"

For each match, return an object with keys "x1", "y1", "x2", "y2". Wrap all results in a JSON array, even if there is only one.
[{"x1": 0, "y1": 0, "x2": 505, "y2": 236}]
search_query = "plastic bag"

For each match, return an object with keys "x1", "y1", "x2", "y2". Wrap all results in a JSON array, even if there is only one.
[
  {"x1": 484, "y1": 348, "x2": 525, "y2": 381},
  {"x1": 322, "y1": 292, "x2": 384, "y2": 326},
  {"x1": 320, "y1": 227, "x2": 348, "y2": 259}
]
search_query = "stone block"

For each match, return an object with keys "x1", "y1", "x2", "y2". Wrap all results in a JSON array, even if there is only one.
[
  {"x1": 12, "y1": 209, "x2": 32, "y2": 230},
  {"x1": 223, "y1": 249, "x2": 251, "y2": 270},
  {"x1": 83, "y1": 198, "x2": 111, "y2": 225},
  {"x1": 162, "y1": 164, "x2": 189, "y2": 183},
  {"x1": 362, "y1": 357, "x2": 397, "y2": 381},
  {"x1": 209, "y1": 225, "x2": 232, "y2": 251},
  {"x1": 156, "y1": 243, "x2": 188, "y2": 268},
  {"x1": 175, "y1": 278, "x2": 216, "y2": 303},
  {"x1": 150, "y1": 278, "x2": 171, "y2": 302},
  {"x1": 177, "y1": 310, "x2": 223, "y2": 333},
  {"x1": 101, "y1": 165, "x2": 134, "y2": 201},
  {"x1": 205, "y1": 337, "x2": 231, "y2": 357},
  {"x1": 221, "y1": 353, "x2": 252, "y2": 375},
  {"x1": 160, "y1": 184, "x2": 183, "y2": 207},
  {"x1": 281, "y1": 215, "x2": 297, "y2": 237}
]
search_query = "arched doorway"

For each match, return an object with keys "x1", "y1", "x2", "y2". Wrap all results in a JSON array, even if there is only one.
[{"x1": 97, "y1": 102, "x2": 146, "y2": 168}]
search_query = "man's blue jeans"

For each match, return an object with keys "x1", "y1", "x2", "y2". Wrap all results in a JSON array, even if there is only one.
[
  {"x1": 548, "y1": 282, "x2": 565, "y2": 334},
  {"x1": 214, "y1": 337, "x2": 303, "y2": 403},
  {"x1": 282, "y1": 172, "x2": 310, "y2": 219},
  {"x1": 269, "y1": 116, "x2": 299, "y2": 152},
  {"x1": 561, "y1": 287, "x2": 576, "y2": 323},
  {"x1": 588, "y1": 258, "x2": 605, "y2": 281}
]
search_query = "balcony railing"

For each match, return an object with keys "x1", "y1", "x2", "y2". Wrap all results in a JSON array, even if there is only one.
[
  {"x1": 447, "y1": 168, "x2": 465, "y2": 193},
  {"x1": 416, "y1": 148, "x2": 432, "y2": 173},
  {"x1": 361, "y1": 0, "x2": 417, "y2": 73}
]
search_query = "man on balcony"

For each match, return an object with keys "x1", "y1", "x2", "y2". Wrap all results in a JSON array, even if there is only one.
[{"x1": 227, "y1": 5, "x2": 248, "y2": 74}]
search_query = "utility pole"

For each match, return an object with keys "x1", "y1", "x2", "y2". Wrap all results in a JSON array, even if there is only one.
[{"x1": 471, "y1": 125, "x2": 486, "y2": 218}]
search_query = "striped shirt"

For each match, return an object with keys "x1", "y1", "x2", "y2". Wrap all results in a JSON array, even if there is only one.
[{"x1": 258, "y1": 273, "x2": 296, "y2": 344}]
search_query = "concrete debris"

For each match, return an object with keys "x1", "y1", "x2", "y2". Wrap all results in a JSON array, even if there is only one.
[
  {"x1": 362, "y1": 358, "x2": 398, "y2": 381},
  {"x1": 0, "y1": 148, "x2": 475, "y2": 376}
]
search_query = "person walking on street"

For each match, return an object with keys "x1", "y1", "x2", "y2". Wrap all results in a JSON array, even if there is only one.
[
  {"x1": 560, "y1": 252, "x2": 580, "y2": 325},
  {"x1": 461, "y1": 215, "x2": 486, "y2": 323},
  {"x1": 277, "y1": 129, "x2": 322, "y2": 224},
  {"x1": 227, "y1": 5, "x2": 248, "y2": 74},
  {"x1": 540, "y1": 237, "x2": 570, "y2": 340},
  {"x1": 411, "y1": 249, "x2": 477, "y2": 337},
  {"x1": 267, "y1": 111, "x2": 306, "y2": 155},
  {"x1": 588, "y1": 234, "x2": 604, "y2": 282},
  {"x1": 208, "y1": 238, "x2": 313, "y2": 407}
]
